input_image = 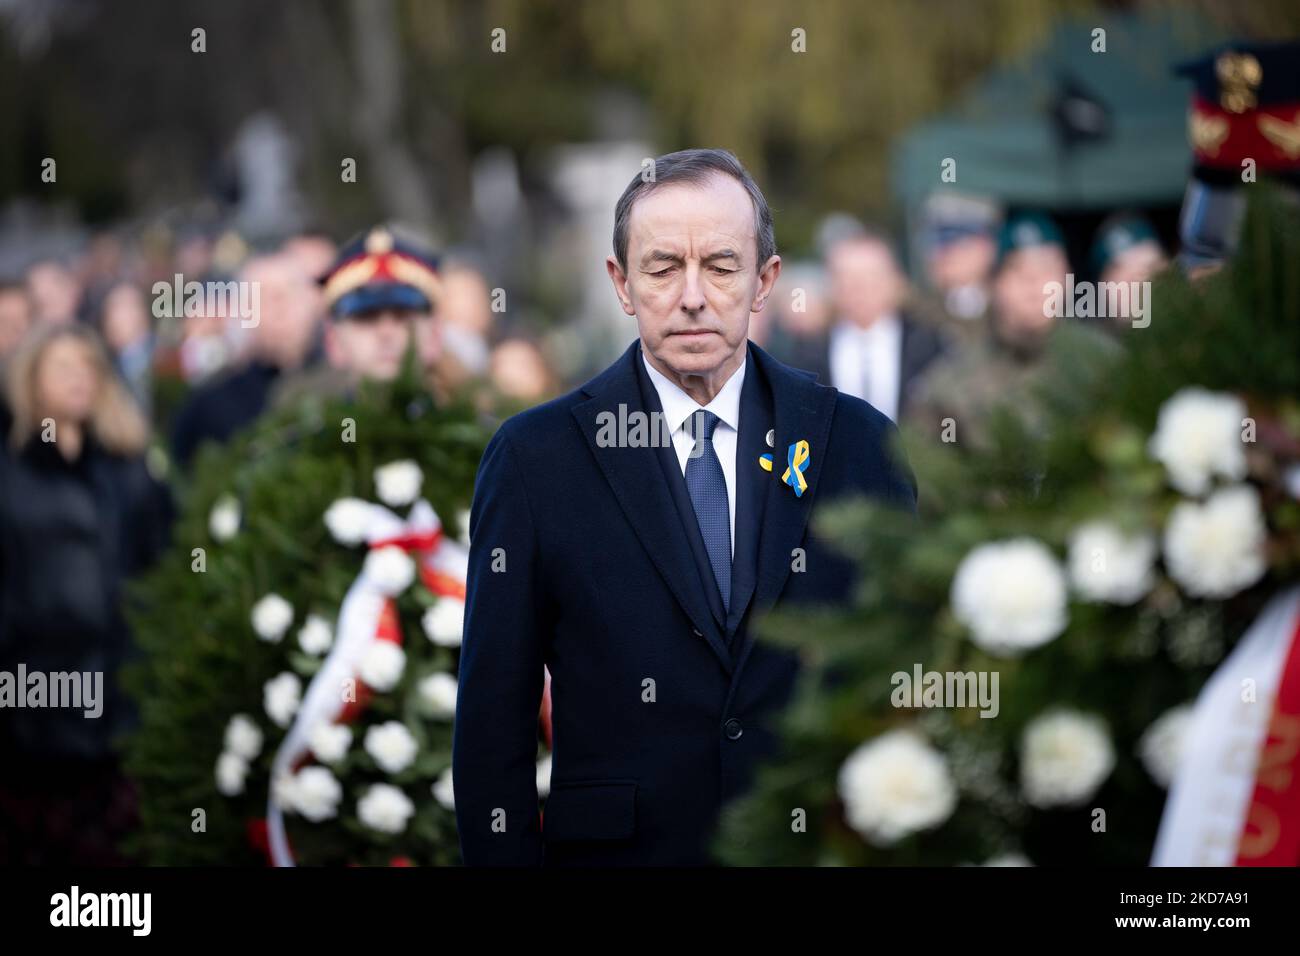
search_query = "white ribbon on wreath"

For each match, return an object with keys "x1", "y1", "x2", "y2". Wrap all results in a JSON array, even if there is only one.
[{"x1": 267, "y1": 498, "x2": 466, "y2": 867}]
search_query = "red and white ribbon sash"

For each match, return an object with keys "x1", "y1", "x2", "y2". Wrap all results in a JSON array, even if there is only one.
[{"x1": 1152, "y1": 586, "x2": 1300, "y2": 866}]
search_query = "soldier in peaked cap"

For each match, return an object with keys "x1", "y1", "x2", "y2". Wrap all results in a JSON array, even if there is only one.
[
  {"x1": 1175, "y1": 40, "x2": 1300, "y2": 276},
  {"x1": 272, "y1": 225, "x2": 448, "y2": 409}
]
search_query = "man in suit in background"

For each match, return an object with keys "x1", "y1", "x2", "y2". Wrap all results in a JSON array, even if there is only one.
[
  {"x1": 781, "y1": 230, "x2": 946, "y2": 426},
  {"x1": 453, "y1": 148, "x2": 916, "y2": 866}
]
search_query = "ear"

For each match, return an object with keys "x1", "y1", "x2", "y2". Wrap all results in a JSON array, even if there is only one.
[
  {"x1": 751, "y1": 255, "x2": 782, "y2": 312},
  {"x1": 606, "y1": 256, "x2": 637, "y2": 317}
]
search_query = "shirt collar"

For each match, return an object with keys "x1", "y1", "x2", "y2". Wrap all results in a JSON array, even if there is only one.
[
  {"x1": 833, "y1": 313, "x2": 901, "y2": 341},
  {"x1": 640, "y1": 344, "x2": 746, "y2": 435}
]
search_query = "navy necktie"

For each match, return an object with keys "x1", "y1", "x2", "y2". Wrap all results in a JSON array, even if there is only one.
[{"x1": 684, "y1": 410, "x2": 731, "y2": 612}]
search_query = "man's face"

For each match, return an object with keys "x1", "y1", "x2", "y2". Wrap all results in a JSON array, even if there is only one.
[
  {"x1": 828, "y1": 238, "x2": 904, "y2": 328},
  {"x1": 327, "y1": 306, "x2": 426, "y2": 382},
  {"x1": 993, "y1": 245, "x2": 1069, "y2": 337},
  {"x1": 281, "y1": 235, "x2": 338, "y2": 282},
  {"x1": 1101, "y1": 241, "x2": 1167, "y2": 286},
  {"x1": 101, "y1": 284, "x2": 150, "y2": 352},
  {"x1": 607, "y1": 173, "x2": 779, "y2": 385},
  {"x1": 0, "y1": 289, "x2": 32, "y2": 358},
  {"x1": 27, "y1": 262, "x2": 81, "y2": 325},
  {"x1": 244, "y1": 257, "x2": 321, "y2": 370},
  {"x1": 439, "y1": 267, "x2": 492, "y2": 337},
  {"x1": 927, "y1": 234, "x2": 996, "y2": 290}
]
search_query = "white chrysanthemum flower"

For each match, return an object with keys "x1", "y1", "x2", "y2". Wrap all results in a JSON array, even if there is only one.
[
  {"x1": 223, "y1": 714, "x2": 263, "y2": 760},
  {"x1": 291, "y1": 766, "x2": 343, "y2": 822},
  {"x1": 422, "y1": 599, "x2": 465, "y2": 647},
  {"x1": 209, "y1": 495, "x2": 241, "y2": 542},
  {"x1": 358, "y1": 640, "x2": 406, "y2": 692},
  {"x1": 1138, "y1": 705, "x2": 1194, "y2": 788},
  {"x1": 1068, "y1": 522, "x2": 1157, "y2": 605},
  {"x1": 837, "y1": 729, "x2": 957, "y2": 846},
  {"x1": 951, "y1": 539, "x2": 1068, "y2": 656},
  {"x1": 418, "y1": 672, "x2": 458, "y2": 718},
  {"x1": 263, "y1": 671, "x2": 302, "y2": 729},
  {"x1": 374, "y1": 460, "x2": 424, "y2": 507},
  {"x1": 323, "y1": 498, "x2": 371, "y2": 546},
  {"x1": 536, "y1": 753, "x2": 553, "y2": 798},
  {"x1": 308, "y1": 722, "x2": 353, "y2": 764},
  {"x1": 1164, "y1": 485, "x2": 1267, "y2": 599},
  {"x1": 364, "y1": 545, "x2": 415, "y2": 596},
  {"x1": 215, "y1": 752, "x2": 248, "y2": 796},
  {"x1": 1148, "y1": 387, "x2": 1248, "y2": 496},
  {"x1": 364, "y1": 721, "x2": 419, "y2": 774},
  {"x1": 432, "y1": 768, "x2": 455, "y2": 810},
  {"x1": 272, "y1": 772, "x2": 298, "y2": 812},
  {"x1": 1020, "y1": 710, "x2": 1115, "y2": 808},
  {"x1": 296, "y1": 614, "x2": 334, "y2": 656},
  {"x1": 358, "y1": 783, "x2": 415, "y2": 834},
  {"x1": 251, "y1": 593, "x2": 294, "y2": 642}
]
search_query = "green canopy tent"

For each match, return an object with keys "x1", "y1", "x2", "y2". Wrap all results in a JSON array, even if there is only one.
[{"x1": 893, "y1": 12, "x2": 1225, "y2": 276}]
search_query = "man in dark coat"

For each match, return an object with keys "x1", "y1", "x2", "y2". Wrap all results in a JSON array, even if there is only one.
[
  {"x1": 778, "y1": 231, "x2": 946, "y2": 426},
  {"x1": 170, "y1": 255, "x2": 321, "y2": 469},
  {"x1": 453, "y1": 149, "x2": 916, "y2": 866}
]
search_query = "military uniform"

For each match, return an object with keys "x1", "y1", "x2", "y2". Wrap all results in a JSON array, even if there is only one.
[
  {"x1": 915, "y1": 192, "x2": 1001, "y2": 347},
  {"x1": 907, "y1": 212, "x2": 1117, "y2": 449},
  {"x1": 907, "y1": 319, "x2": 1116, "y2": 449}
]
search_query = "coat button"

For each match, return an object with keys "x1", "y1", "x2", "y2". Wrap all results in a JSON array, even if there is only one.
[{"x1": 723, "y1": 718, "x2": 743, "y2": 740}]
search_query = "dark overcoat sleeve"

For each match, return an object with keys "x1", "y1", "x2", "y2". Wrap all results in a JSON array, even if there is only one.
[{"x1": 452, "y1": 425, "x2": 549, "y2": 866}]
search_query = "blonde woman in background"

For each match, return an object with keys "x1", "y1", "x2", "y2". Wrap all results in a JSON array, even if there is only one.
[{"x1": 0, "y1": 323, "x2": 173, "y2": 865}]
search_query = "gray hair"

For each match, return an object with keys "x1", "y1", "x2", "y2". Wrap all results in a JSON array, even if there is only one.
[{"x1": 612, "y1": 148, "x2": 776, "y2": 273}]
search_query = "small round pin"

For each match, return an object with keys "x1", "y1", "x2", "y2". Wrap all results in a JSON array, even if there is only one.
[{"x1": 765, "y1": 429, "x2": 775, "y2": 447}]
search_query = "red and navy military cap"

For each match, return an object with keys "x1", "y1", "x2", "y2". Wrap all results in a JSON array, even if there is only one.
[
  {"x1": 1177, "y1": 40, "x2": 1300, "y2": 184},
  {"x1": 319, "y1": 226, "x2": 442, "y2": 319},
  {"x1": 1175, "y1": 41, "x2": 1300, "y2": 269}
]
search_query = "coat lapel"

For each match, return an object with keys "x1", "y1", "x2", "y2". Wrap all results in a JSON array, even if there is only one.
[
  {"x1": 736, "y1": 341, "x2": 838, "y2": 664},
  {"x1": 572, "y1": 340, "x2": 734, "y2": 675},
  {"x1": 724, "y1": 344, "x2": 771, "y2": 638}
]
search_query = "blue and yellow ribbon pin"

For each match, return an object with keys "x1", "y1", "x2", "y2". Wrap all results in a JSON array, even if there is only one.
[{"x1": 759, "y1": 439, "x2": 811, "y2": 497}]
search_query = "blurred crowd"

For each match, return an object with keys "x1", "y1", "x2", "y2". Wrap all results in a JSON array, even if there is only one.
[
  {"x1": 0, "y1": 222, "x2": 558, "y2": 864},
  {"x1": 0, "y1": 197, "x2": 1172, "y2": 864},
  {"x1": 759, "y1": 200, "x2": 1170, "y2": 445}
]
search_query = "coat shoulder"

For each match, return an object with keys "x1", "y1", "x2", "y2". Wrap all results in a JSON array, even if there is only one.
[
  {"x1": 825, "y1": 388, "x2": 897, "y2": 450},
  {"x1": 490, "y1": 385, "x2": 589, "y2": 457}
]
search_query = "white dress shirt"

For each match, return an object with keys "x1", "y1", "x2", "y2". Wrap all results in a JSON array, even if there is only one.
[
  {"x1": 829, "y1": 314, "x2": 903, "y2": 422},
  {"x1": 640, "y1": 347, "x2": 744, "y2": 558}
]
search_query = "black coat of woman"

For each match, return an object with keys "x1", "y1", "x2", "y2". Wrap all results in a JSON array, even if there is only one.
[{"x1": 0, "y1": 429, "x2": 172, "y2": 760}]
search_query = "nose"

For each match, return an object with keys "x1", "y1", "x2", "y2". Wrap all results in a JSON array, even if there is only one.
[{"x1": 680, "y1": 262, "x2": 706, "y2": 315}]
